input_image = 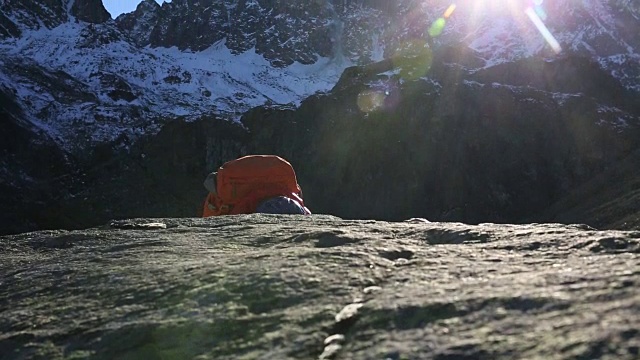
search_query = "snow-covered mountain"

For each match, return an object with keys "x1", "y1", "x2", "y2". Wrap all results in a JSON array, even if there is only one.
[
  {"x1": 1, "y1": 0, "x2": 639, "y2": 234},
  {"x1": 0, "y1": 1, "x2": 350, "y2": 154},
  {"x1": 0, "y1": 0, "x2": 638, "y2": 154},
  {"x1": 0, "y1": 22, "x2": 344, "y2": 152}
]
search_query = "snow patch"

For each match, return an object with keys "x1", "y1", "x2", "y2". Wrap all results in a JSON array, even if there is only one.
[
  {"x1": 0, "y1": 22, "x2": 349, "y2": 152},
  {"x1": 551, "y1": 92, "x2": 582, "y2": 106}
]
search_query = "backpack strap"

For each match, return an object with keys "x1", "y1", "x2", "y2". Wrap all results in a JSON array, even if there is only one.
[
  {"x1": 229, "y1": 186, "x2": 302, "y2": 215},
  {"x1": 287, "y1": 192, "x2": 311, "y2": 214},
  {"x1": 202, "y1": 193, "x2": 231, "y2": 217},
  {"x1": 204, "y1": 191, "x2": 310, "y2": 216}
]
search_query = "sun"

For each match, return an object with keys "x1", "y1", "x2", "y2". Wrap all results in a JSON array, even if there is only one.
[{"x1": 457, "y1": 0, "x2": 562, "y2": 54}]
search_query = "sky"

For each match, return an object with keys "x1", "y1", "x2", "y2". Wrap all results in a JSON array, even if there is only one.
[{"x1": 102, "y1": 0, "x2": 171, "y2": 18}]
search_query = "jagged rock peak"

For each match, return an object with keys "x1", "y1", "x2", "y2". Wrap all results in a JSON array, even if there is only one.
[
  {"x1": 71, "y1": 0, "x2": 110, "y2": 23},
  {"x1": 127, "y1": 0, "x2": 161, "y2": 17},
  {"x1": 115, "y1": 0, "x2": 162, "y2": 46},
  {"x1": 140, "y1": 0, "x2": 162, "y2": 10}
]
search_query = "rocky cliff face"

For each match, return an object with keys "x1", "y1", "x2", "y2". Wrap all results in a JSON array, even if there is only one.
[
  {"x1": 1, "y1": 216, "x2": 639, "y2": 359},
  {"x1": 25, "y1": 51, "x2": 637, "y2": 235},
  {"x1": 115, "y1": 0, "x2": 393, "y2": 65},
  {"x1": 0, "y1": 0, "x2": 109, "y2": 36},
  {"x1": 2, "y1": 0, "x2": 637, "y2": 127},
  {"x1": 534, "y1": 147, "x2": 640, "y2": 230},
  {"x1": 71, "y1": 0, "x2": 111, "y2": 23},
  {"x1": 114, "y1": 0, "x2": 640, "y2": 79},
  {"x1": 1, "y1": 0, "x2": 638, "y2": 152},
  {"x1": 241, "y1": 52, "x2": 640, "y2": 224},
  {"x1": 0, "y1": 87, "x2": 76, "y2": 235}
]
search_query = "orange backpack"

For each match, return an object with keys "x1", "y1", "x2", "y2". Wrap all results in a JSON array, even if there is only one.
[{"x1": 202, "y1": 155, "x2": 308, "y2": 217}]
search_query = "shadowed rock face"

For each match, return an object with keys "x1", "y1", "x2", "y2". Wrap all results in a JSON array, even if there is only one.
[
  {"x1": 1, "y1": 215, "x2": 638, "y2": 359},
  {"x1": 240, "y1": 54, "x2": 640, "y2": 225},
  {"x1": 0, "y1": 0, "x2": 638, "y2": 234},
  {"x1": 0, "y1": 88, "x2": 75, "y2": 235},
  {"x1": 0, "y1": 0, "x2": 110, "y2": 34},
  {"x1": 71, "y1": 0, "x2": 111, "y2": 24},
  {"x1": 1, "y1": 50, "x2": 638, "y2": 235}
]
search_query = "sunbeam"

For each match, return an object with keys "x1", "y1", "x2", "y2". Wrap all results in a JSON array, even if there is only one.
[
  {"x1": 525, "y1": 6, "x2": 562, "y2": 53},
  {"x1": 454, "y1": 0, "x2": 563, "y2": 54}
]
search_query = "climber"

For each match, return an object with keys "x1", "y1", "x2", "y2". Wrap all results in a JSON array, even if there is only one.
[{"x1": 202, "y1": 155, "x2": 311, "y2": 217}]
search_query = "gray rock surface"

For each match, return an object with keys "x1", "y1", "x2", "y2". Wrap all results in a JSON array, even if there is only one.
[{"x1": 1, "y1": 215, "x2": 639, "y2": 359}]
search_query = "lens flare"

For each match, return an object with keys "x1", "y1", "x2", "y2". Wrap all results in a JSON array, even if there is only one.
[
  {"x1": 357, "y1": 79, "x2": 401, "y2": 113},
  {"x1": 391, "y1": 40, "x2": 434, "y2": 80},
  {"x1": 357, "y1": 90, "x2": 386, "y2": 113},
  {"x1": 429, "y1": 4, "x2": 457, "y2": 38},
  {"x1": 429, "y1": 18, "x2": 447, "y2": 37},
  {"x1": 444, "y1": 4, "x2": 457, "y2": 19},
  {"x1": 455, "y1": 0, "x2": 562, "y2": 56},
  {"x1": 525, "y1": 6, "x2": 561, "y2": 53},
  {"x1": 534, "y1": 4, "x2": 547, "y2": 21}
]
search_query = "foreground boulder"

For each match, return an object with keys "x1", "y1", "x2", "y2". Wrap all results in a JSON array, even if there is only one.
[{"x1": 1, "y1": 215, "x2": 639, "y2": 359}]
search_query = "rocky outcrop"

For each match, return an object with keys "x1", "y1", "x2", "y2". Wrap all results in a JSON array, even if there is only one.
[
  {"x1": 1, "y1": 216, "x2": 639, "y2": 359},
  {"x1": 114, "y1": 0, "x2": 161, "y2": 46},
  {"x1": 71, "y1": 0, "x2": 110, "y2": 24}
]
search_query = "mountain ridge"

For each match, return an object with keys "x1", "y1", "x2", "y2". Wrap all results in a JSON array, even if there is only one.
[
  {"x1": 0, "y1": 0, "x2": 639, "y2": 234},
  {"x1": 1, "y1": 0, "x2": 638, "y2": 153}
]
